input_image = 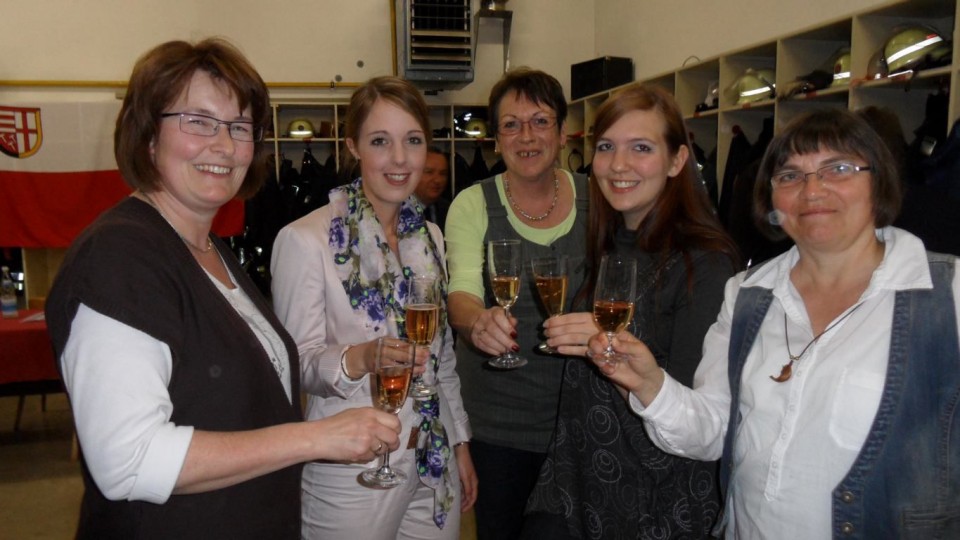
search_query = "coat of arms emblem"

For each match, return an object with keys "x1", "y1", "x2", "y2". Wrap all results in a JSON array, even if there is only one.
[{"x1": 0, "y1": 106, "x2": 43, "y2": 158}]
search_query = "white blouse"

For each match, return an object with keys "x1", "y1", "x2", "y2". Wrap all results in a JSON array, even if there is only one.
[{"x1": 633, "y1": 228, "x2": 960, "y2": 539}]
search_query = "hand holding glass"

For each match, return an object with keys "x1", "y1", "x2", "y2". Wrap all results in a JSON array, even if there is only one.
[
  {"x1": 593, "y1": 254, "x2": 637, "y2": 365},
  {"x1": 406, "y1": 276, "x2": 439, "y2": 398},
  {"x1": 532, "y1": 256, "x2": 568, "y2": 354},
  {"x1": 487, "y1": 239, "x2": 527, "y2": 369},
  {"x1": 360, "y1": 338, "x2": 414, "y2": 488}
]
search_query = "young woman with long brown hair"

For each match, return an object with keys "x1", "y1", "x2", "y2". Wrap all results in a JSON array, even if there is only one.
[{"x1": 523, "y1": 83, "x2": 740, "y2": 539}]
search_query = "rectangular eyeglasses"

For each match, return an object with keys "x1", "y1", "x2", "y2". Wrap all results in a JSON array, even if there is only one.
[
  {"x1": 161, "y1": 112, "x2": 262, "y2": 142},
  {"x1": 771, "y1": 162, "x2": 872, "y2": 190},
  {"x1": 497, "y1": 115, "x2": 557, "y2": 136}
]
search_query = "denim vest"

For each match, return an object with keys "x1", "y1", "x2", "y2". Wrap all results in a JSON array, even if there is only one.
[{"x1": 719, "y1": 253, "x2": 960, "y2": 539}]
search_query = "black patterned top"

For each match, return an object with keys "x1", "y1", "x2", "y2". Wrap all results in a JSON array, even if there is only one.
[{"x1": 526, "y1": 229, "x2": 735, "y2": 539}]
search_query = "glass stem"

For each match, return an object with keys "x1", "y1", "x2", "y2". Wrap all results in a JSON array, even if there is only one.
[{"x1": 503, "y1": 306, "x2": 515, "y2": 358}]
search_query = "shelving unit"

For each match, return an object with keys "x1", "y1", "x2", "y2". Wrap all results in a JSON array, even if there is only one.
[
  {"x1": 264, "y1": 100, "x2": 344, "y2": 191},
  {"x1": 264, "y1": 100, "x2": 498, "y2": 195},
  {"x1": 565, "y1": 0, "x2": 959, "y2": 202}
]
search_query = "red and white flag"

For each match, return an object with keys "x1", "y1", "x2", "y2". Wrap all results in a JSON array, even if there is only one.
[{"x1": 0, "y1": 101, "x2": 243, "y2": 248}]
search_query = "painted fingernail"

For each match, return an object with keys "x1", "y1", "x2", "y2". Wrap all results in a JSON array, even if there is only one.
[
  {"x1": 511, "y1": 331, "x2": 518, "y2": 339},
  {"x1": 512, "y1": 344, "x2": 520, "y2": 352}
]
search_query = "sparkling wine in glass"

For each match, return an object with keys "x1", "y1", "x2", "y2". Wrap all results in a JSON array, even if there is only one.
[
  {"x1": 532, "y1": 256, "x2": 568, "y2": 354},
  {"x1": 360, "y1": 338, "x2": 414, "y2": 488},
  {"x1": 592, "y1": 254, "x2": 637, "y2": 365},
  {"x1": 406, "y1": 275, "x2": 440, "y2": 398},
  {"x1": 487, "y1": 239, "x2": 527, "y2": 369}
]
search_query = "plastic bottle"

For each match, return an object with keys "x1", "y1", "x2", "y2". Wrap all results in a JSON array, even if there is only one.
[{"x1": 1, "y1": 266, "x2": 18, "y2": 319}]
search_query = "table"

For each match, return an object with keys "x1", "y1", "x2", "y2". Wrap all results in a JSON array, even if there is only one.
[{"x1": 0, "y1": 309, "x2": 63, "y2": 430}]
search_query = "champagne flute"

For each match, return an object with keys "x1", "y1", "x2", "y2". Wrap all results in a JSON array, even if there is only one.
[
  {"x1": 592, "y1": 254, "x2": 637, "y2": 365},
  {"x1": 360, "y1": 338, "x2": 414, "y2": 488},
  {"x1": 532, "y1": 256, "x2": 568, "y2": 354},
  {"x1": 406, "y1": 275, "x2": 439, "y2": 398},
  {"x1": 487, "y1": 239, "x2": 527, "y2": 369}
]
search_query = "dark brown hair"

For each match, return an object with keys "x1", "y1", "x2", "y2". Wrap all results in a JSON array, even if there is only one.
[
  {"x1": 578, "y1": 83, "x2": 739, "y2": 305},
  {"x1": 754, "y1": 108, "x2": 902, "y2": 241},
  {"x1": 488, "y1": 67, "x2": 567, "y2": 135},
  {"x1": 114, "y1": 38, "x2": 270, "y2": 199}
]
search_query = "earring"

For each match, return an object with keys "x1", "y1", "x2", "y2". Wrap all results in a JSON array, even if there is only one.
[{"x1": 767, "y1": 210, "x2": 784, "y2": 226}]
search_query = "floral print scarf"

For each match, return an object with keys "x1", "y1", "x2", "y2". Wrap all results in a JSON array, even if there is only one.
[{"x1": 328, "y1": 178, "x2": 454, "y2": 528}]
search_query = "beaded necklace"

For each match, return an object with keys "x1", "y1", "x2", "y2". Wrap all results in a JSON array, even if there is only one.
[{"x1": 503, "y1": 170, "x2": 559, "y2": 222}]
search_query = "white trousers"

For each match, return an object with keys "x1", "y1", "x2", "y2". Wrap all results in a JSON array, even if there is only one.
[{"x1": 301, "y1": 447, "x2": 462, "y2": 539}]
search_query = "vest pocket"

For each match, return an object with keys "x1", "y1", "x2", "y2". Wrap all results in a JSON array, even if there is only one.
[{"x1": 901, "y1": 504, "x2": 960, "y2": 539}]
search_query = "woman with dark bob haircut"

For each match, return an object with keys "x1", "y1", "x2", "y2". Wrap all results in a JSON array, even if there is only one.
[
  {"x1": 45, "y1": 38, "x2": 402, "y2": 540},
  {"x1": 753, "y1": 107, "x2": 901, "y2": 241},
  {"x1": 586, "y1": 106, "x2": 960, "y2": 538}
]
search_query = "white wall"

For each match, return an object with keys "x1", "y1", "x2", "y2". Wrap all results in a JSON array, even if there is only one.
[
  {"x1": 595, "y1": 0, "x2": 891, "y2": 79},
  {"x1": 2, "y1": 0, "x2": 905, "y2": 102},
  {"x1": 1, "y1": 0, "x2": 594, "y2": 104}
]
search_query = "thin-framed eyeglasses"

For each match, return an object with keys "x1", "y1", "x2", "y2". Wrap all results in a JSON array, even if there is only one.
[
  {"x1": 160, "y1": 112, "x2": 263, "y2": 142},
  {"x1": 770, "y1": 162, "x2": 872, "y2": 190},
  {"x1": 497, "y1": 115, "x2": 557, "y2": 136}
]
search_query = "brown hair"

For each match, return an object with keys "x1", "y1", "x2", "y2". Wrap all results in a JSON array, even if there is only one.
[
  {"x1": 754, "y1": 108, "x2": 902, "y2": 241},
  {"x1": 341, "y1": 76, "x2": 432, "y2": 171},
  {"x1": 114, "y1": 37, "x2": 270, "y2": 199},
  {"x1": 578, "y1": 83, "x2": 739, "y2": 305},
  {"x1": 488, "y1": 67, "x2": 567, "y2": 135}
]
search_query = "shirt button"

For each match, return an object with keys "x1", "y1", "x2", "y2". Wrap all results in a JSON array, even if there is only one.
[
  {"x1": 840, "y1": 491, "x2": 855, "y2": 503},
  {"x1": 840, "y1": 522, "x2": 855, "y2": 535}
]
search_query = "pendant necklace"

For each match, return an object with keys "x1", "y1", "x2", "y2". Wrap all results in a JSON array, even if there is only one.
[
  {"x1": 771, "y1": 303, "x2": 863, "y2": 382},
  {"x1": 503, "y1": 170, "x2": 559, "y2": 222},
  {"x1": 142, "y1": 193, "x2": 214, "y2": 254}
]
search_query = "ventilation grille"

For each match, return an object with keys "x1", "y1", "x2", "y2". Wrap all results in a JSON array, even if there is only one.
[{"x1": 397, "y1": 0, "x2": 475, "y2": 90}]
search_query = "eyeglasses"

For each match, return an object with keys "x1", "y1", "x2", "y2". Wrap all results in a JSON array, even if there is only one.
[
  {"x1": 160, "y1": 112, "x2": 262, "y2": 142},
  {"x1": 770, "y1": 162, "x2": 872, "y2": 190},
  {"x1": 497, "y1": 115, "x2": 557, "y2": 136}
]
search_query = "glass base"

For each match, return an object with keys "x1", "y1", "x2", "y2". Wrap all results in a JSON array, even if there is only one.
[
  {"x1": 586, "y1": 347, "x2": 623, "y2": 367},
  {"x1": 487, "y1": 353, "x2": 528, "y2": 370},
  {"x1": 409, "y1": 382, "x2": 437, "y2": 399},
  {"x1": 599, "y1": 350, "x2": 620, "y2": 366},
  {"x1": 537, "y1": 341, "x2": 559, "y2": 355},
  {"x1": 359, "y1": 466, "x2": 406, "y2": 489}
]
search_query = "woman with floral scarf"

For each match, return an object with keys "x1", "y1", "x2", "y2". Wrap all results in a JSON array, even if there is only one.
[{"x1": 271, "y1": 76, "x2": 476, "y2": 539}]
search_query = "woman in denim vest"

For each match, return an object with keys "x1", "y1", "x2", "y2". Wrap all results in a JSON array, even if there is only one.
[{"x1": 587, "y1": 108, "x2": 960, "y2": 539}]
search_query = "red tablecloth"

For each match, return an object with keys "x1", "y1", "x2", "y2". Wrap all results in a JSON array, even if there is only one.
[{"x1": 0, "y1": 309, "x2": 60, "y2": 385}]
